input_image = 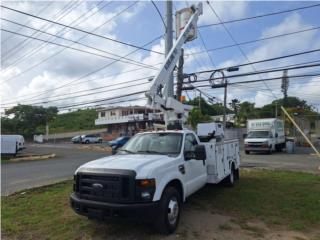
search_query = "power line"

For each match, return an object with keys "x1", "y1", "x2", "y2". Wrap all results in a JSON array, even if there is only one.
[
  {"x1": 1, "y1": 1, "x2": 54, "y2": 45},
  {"x1": 186, "y1": 63, "x2": 320, "y2": 84},
  {"x1": 193, "y1": 73, "x2": 320, "y2": 88},
  {"x1": 1, "y1": 18, "x2": 157, "y2": 70},
  {"x1": 1, "y1": 28, "x2": 158, "y2": 70},
  {"x1": 2, "y1": 34, "x2": 163, "y2": 102},
  {"x1": 1, "y1": 4, "x2": 164, "y2": 55},
  {"x1": 188, "y1": 26, "x2": 320, "y2": 56},
  {"x1": 2, "y1": 1, "x2": 144, "y2": 81},
  {"x1": 60, "y1": 97, "x2": 148, "y2": 111},
  {"x1": 2, "y1": 61, "x2": 163, "y2": 104},
  {"x1": 2, "y1": 1, "x2": 82, "y2": 61},
  {"x1": 199, "y1": 3, "x2": 320, "y2": 28},
  {"x1": 2, "y1": 76, "x2": 154, "y2": 106},
  {"x1": 2, "y1": 0, "x2": 110, "y2": 71},
  {"x1": 206, "y1": 1, "x2": 277, "y2": 100},
  {"x1": 188, "y1": 48, "x2": 320, "y2": 75},
  {"x1": 150, "y1": 0, "x2": 166, "y2": 29},
  {"x1": 56, "y1": 90, "x2": 147, "y2": 109}
]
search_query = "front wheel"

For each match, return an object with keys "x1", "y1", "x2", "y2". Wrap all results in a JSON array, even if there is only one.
[
  {"x1": 245, "y1": 150, "x2": 250, "y2": 155},
  {"x1": 154, "y1": 187, "x2": 181, "y2": 234}
]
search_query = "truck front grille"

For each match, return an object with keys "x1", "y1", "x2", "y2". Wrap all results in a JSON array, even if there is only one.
[
  {"x1": 76, "y1": 171, "x2": 135, "y2": 203},
  {"x1": 247, "y1": 142, "x2": 263, "y2": 147}
]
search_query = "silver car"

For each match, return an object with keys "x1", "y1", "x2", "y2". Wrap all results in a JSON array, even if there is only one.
[{"x1": 81, "y1": 134, "x2": 103, "y2": 144}]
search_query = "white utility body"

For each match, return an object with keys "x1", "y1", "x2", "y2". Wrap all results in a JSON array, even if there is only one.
[{"x1": 70, "y1": 3, "x2": 240, "y2": 235}]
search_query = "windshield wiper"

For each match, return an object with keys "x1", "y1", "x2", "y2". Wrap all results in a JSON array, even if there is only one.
[
  {"x1": 120, "y1": 149, "x2": 136, "y2": 154},
  {"x1": 136, "y1": 150, "x2": 167, "y2": 155}
]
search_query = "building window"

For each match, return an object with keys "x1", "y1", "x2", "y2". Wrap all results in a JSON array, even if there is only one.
[
  {"x1": 100, "y1": 112, "x2": 105, "y2": 117},
  {"x1": 110, "y1": 111, "x2": 116, "y2": 116}
]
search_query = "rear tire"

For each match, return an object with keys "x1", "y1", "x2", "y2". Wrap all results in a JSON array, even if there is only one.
[
  {"x1": 154, "y1": 187, "x2": 181, "y2": 235},
  {"x1": 225, "y1": 165, "x2": 235, "y2": 187}
]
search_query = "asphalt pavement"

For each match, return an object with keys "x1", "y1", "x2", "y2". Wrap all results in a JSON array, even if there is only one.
[
  {"x1": 1, "y1": 143, "x2": 109, "y2": 196},
  {"x1": 2, "y1": 143, "x2": 319, "y2": 196}
]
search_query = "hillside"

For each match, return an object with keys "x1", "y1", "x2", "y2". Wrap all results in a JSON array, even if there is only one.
[{"x1": 48, "y1": 109, "x2": 102, "y2": 134}]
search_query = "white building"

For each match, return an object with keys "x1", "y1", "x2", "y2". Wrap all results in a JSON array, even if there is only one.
[{"x1": 95, "y1": 106, "x2": 163, "y2": 137}]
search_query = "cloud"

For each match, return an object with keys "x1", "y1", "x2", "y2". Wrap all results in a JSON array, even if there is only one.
[{"x1": 198, "y1": 1, "x2": 249, "y2": 25}]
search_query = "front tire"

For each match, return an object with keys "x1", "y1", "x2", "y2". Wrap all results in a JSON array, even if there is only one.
[
  {"x1": 245, "y1": 150, "x2": 250, "y2": 154},
  {"x1": 154, "y1": 187, "x2": 181, "y2": 235}
]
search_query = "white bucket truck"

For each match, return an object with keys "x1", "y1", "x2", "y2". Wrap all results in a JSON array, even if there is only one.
[
  {"x1": 70, "y1": 3, "x2": 240, "y2": 234},
  {"x1": 244, "y1": 118, "x2": 285, "y2": 154}
]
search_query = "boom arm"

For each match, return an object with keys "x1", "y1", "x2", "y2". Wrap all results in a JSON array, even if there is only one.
[{"x1": 146, "y1": 3, "x2": 203, "y2": 126}]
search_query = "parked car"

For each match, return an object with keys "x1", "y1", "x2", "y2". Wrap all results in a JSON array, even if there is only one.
[
  {"x1": 108, "y1": 136, "x2": 131, "y2": 155},
  {"x1": 81, "y1": 134, "x2": 102, "y2": 144},
  {"x1": 71, "y1": 135, "x2": 82, "y2": 144},
  {"x1": 108, "y1": 136, "x2": 130, "y2": 148}
]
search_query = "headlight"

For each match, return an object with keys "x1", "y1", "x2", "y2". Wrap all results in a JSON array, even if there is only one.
[{"x1": 135, "y1": 179, "x2": 156, "y2": 202}]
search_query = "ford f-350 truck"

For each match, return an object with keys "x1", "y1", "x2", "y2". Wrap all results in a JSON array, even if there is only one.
[{"x1": 70, "y1": 127, "x2": 240, "y2": 234}]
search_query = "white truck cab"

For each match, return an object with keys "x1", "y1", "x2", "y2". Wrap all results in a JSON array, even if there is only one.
[
  {"x1": 244, "y1": 118, "x2": 285, "y2": 154},
  {"x1": 70, "y1": 125, "x2": 240, "y2": 234}
]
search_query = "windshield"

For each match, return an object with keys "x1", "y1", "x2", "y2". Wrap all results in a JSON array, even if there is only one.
[
  {"x1": 115, "y1": 137, "x2": 125, "y2": 141},
  {"x1": 247, "y1": 131, "x2": 271, "y2": 138},
  {"x1": 121, "y1": 133, "x2": 183, "y2": 156}
]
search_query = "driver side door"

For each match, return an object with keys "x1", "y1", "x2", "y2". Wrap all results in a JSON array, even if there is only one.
[{"x1": 183, "y1": 133, "x2": 207, "y2": 197}]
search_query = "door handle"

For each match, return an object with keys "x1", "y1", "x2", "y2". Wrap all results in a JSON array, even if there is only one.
[{"x1": 178, "y1": 164, "x2": 185, "y2": 174}]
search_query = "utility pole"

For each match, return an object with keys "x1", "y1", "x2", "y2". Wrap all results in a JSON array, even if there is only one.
[
  {"x1": 176, "y1": 48, "x2": 184, "y2": 101},
  {"x1": 223, "y1": 80, "x2": 227, "y2": 127},
  {"x1": 281, "y1": 69, "x2": 289, "y2": 107},
  {"x1": 164, "y1": 0, "x2": 174, "y2": 98}
]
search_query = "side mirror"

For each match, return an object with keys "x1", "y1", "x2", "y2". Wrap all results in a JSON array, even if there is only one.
[
  {"x1": 194, "y1": 145, "x2": 206, "y2": 160},
  {"x1": 184, "y1": 151, "x2": 194, "y2": 160}
]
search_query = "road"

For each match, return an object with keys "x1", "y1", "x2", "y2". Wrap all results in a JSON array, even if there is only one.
[
  {"x1": 2, "y1": 144, "x2": 319, "y2": 196},
  {"x1": 1, "y1": 143, "x2": 109, "y2": 196},
  {"x1": 241, "y1": 147, "x2": 320, "y2": 174}
]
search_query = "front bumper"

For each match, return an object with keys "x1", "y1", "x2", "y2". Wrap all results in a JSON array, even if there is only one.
[
  {"x1": 70, "y1": 193, "x2": 159, "y2": 219},
  {"x1": 245, "y1": 146, "x2": 269, "y2": 151}
]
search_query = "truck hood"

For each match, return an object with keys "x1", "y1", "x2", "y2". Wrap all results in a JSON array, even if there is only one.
[
  {"x1": 245, "y1": 138, "x2": 269, "y2": 143},
  {"x1": 76, "y1": 154, "x2": 177, "y2": 178}
]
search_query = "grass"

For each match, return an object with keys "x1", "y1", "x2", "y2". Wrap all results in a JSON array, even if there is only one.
[
  {"x1": 187, "y1": 169, "x2": 320, "y2": 231},
  {"x1": 2, "y1": 169, "x2": 320, "y2": 239}
]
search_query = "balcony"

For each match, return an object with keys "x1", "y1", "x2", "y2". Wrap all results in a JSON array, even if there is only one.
[{"x1": 95, "y1": 114, "x2": 145, "y2": 125}]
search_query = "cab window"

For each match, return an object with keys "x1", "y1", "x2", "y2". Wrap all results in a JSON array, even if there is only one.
[{"x1": 184, "y1": 134, "x2": 197, "y2": 152}]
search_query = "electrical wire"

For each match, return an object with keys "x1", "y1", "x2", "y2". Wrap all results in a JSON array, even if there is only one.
[
  {"x1": 1, "y1": 28, "x2": 158, "y2": 70},
  {"x1": 1, "y1": 18, "x2": 157, "y2": 71},
  {"x1": 188, "y1": 26, "x2": 320, "y2": 56},
  {"x1": 199, "y1": 3, "x2": 320, "y2": 28},
  {"x1": 2, "y1": 0, "x2": 110, "y2": 71},
  {"x1": 1, "y1": 4, "x2": 164, "y2": 55}
]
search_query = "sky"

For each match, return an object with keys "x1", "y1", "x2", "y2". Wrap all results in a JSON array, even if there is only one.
[{"x1": 1, "y1": 0, "x2": 320, "y2": 114}]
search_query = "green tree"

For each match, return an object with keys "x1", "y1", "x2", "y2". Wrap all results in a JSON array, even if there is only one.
[
  {"x1": 2, "y1": 105, "x2": 58, "y2": 138},
  {"x1": 187, "y1": 108, "x2": 211, "y2": 129},
  {"x1": 237, "y1": 101, "x2": 256, "y2": 125},
  {"x1": 185, "y1": 97, "x2": 228, "y2": 116},
  {"x1": 229, "y1": 99, "x2": 240, "y2": 114}
]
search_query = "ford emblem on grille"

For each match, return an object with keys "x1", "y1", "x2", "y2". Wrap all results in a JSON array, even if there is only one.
[{"x1": 92, "y1": 183, "x2": 103, "y2": 190}]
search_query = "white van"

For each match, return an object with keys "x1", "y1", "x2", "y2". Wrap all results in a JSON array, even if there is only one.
[
  {"x1": 244, "y1": 118, "x2": 285, "y2": 154},
  {"x1": 1, "y1": 135, "x2": 25, "y2": 155}
]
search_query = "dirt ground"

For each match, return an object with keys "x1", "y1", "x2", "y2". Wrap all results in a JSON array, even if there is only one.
[{"x1": 81, "y1": 208, "x2": 320, "y2": 240}]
